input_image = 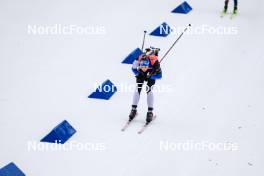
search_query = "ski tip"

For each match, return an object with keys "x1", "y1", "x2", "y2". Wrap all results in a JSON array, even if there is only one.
[
  {"x1": 230, "y1": 15, "x2": 237, "y2": 19},
  {"x1": 220, "y1": 12, "x2": 227, "y2": 18}
]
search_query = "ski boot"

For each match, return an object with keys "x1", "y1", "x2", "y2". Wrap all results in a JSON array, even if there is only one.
[
  {"x1": 231, "y1": 7, "x2": 238, "y2": 19},
  {"x1": 146, "y1": 111, "x2": 154, "y2": 124},
  {"x1": 223, "y1": 7, "x2": 227, "y2": 14},
  {"x1": 221, "y1": 7, "x2": 227, "y2": 17},
  {"x1": 233, "y1": 7, "x2": 238, "y2": 15},
  {"x1": 129, "y1": 109, "x2": 137, "y2": 121}
]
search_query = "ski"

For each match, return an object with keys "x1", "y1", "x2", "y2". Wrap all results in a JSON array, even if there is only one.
[
  {"x1": 230, "y1": 13, "x2": 237, "y2": 19},
  {"x1": 137, "y1": 115, "x2": 156, "y2": 134},
  {"x1": 121, "y1": 114, "x2": 137, "y2": 132},
  {"x1": 121, "y1": 121, "x2": 132, "y2": 131},
  {"x1": 220, "y1": 11, "x2": 227, "y2": 18}
]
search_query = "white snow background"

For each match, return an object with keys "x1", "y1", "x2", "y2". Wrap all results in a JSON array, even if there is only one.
[{"x1": 0, "y1": 0, "x2": 264, "y2": 175}]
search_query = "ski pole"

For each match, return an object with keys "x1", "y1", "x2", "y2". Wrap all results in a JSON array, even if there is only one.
[
  {"x1": 160, "y1": 24, "x2": 191, "y2": 63},
  {"x1": 141, "y1": 30, "x2": 147, "y2": 51}
]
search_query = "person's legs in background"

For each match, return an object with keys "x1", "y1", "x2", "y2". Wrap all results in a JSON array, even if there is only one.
[
  {"x1": 234, "y1": 0, "x2": 238, "y2": 13},
  {"x1": 224, "y1": 0, "x2": 229, "y2": 13}
]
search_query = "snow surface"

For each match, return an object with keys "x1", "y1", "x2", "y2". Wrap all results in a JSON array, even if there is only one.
[{"x1": 0, "y1": 0, "x2": 264, "y2": 175}]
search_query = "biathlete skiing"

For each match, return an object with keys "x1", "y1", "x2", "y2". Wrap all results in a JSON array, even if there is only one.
[
  {"x1": 128, "y1": 47, "x2": 162, "y2": 124},
  {"x1": 122, "y1": 25, "x2": 191, "y2": 133}
]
